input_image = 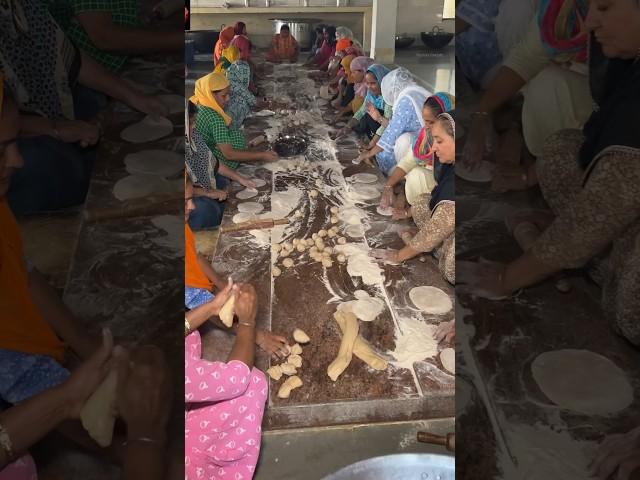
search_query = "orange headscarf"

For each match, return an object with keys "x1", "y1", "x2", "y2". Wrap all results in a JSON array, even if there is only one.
[
  {"x1": 189, "y1": 72, "x2": 232, "y2": 126},
  {"x1": 0, "y1": 201, "x2": 65, "y2": 362},
  {"x1": 185, "y1": 223, "x2": 213, "y2": 290},
  {"x1": 335, "y1": 38, "x2": 352, "y2": 53},
  {"x1": 214, "y1": 26, "x2": 236, "y2": 65}
]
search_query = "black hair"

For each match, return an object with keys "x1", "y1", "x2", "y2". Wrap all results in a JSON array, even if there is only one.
[
  {"x1": 281, "y1": 24, "x2": 290, "y2": 31},
  {"x1": 424, "y1": 96, "x2": 444, "y2": 116},
  {"x1": 188, "y1": 100, "x2": 198, "y2": 117},
  {"x1": 324, "y1": 26, "x2": 337, "y2": 46}
]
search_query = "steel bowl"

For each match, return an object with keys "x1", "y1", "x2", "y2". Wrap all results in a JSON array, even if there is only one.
[
  {"x1": 395, "y1": 36, "x2": 415, "y2": 49},
  {"x1": 273, "y1": 134, "x2": 309, "y2": 157},
  {"x1": 322, "y1": 453, "x2": 455, "y2": 480}
]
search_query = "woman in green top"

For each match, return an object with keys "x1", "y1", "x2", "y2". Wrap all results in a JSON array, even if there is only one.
[
  {"x1": 189, "y1": 72, "x2": 278, "y2": 171},
  {"x1": 334, "y1": 64, "x2": 392, "y2": 151}
]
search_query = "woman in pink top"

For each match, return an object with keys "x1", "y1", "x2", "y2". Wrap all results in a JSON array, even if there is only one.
[{"x1": 184, "y1": 282, "x2": 268, "y2": 480}]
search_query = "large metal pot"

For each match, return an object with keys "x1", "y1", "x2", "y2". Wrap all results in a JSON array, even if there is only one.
[
  {"x1": 271, "y1": 19, "x2": 313, "y2": 50},
  {"x1": 322, "y1": 454, "x2": 455, "y2": 480}
]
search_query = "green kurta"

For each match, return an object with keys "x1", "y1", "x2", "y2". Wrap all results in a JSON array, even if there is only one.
[{"x1": 195, "y1": 105, "x2": 246, "y2": 170}]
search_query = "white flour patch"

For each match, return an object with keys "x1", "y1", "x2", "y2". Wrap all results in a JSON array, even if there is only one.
[
  {"x1": 338, "y1": 290, "x2": 385, "y2": 322},
  {"x1": 335, "y1": 243, "x2": 384, "y2": 285},
  {"x1": 389, "y1": 315, "x2": 438, "y2": 370}
]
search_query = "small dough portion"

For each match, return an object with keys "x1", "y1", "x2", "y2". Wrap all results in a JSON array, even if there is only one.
[
  {"x1": 266, "y1": 365, "x2": 283, "y2": 381},
  {"x1": 440, "y1": 348, "x2": 455, "y2": 374},
  {"x1": 322, "y1": 258, "x2": 333, "y2": 268},
  {"x1": 219, "y1": 294, "x2": 235, "y2": 327},
  {"x1": 80, "y1": 369, "x2": 118, "y2": 447},
  {"x1": 290, "y1": 343, "x2": 303, "y2": 355},
  {"x1": 121, "y1": 115, "x2": 173, "y2": 143},
  {"x1": 293, "y1": 329, "x2": 310, "y2": 344},
  {"x1": 309, "y1": 189, "x2": 318, "y2": 198},
  {"x1": 280, "y1": 363, "x2": 297, "y2": 376},
  {"x1": 337, "y1": 237, "x2": 347, "y2": 245},
  {"x1": 337, "y1": 254, "x2": 347, "y2": 264},
  {"x1": 409, "y1": 286, "x2": 453, "y2": 314},
  {"x1": 272, "y1": 266, "x2": 282, "y2": 277},
  {"x1": 277, "y1": 375, "x2": 303, "y2": 399},
  {"x1": 282, "y1": 258, "x2": 295, "y2": 268},
  {"x1": 330, "y1": 206, "x2": 339, "y2": 214},
  {"x1": 287, "y1": 354, "x2": 303, "y2": 368}
]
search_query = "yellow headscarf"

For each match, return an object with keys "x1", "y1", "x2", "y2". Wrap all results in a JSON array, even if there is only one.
[
  {"x1": 341, "y1": 54, "x2": 356, "y2": 83},
  {"x1": 213, "y1": 45, "x2": 242, "y2": 74},
  {"x1": 189, "y1": 72, "x2": 232, "y2": 126}
]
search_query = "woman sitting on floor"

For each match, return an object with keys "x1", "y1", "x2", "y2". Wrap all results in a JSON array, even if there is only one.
[
  {"x1": 185, "y1": 101, "x2": 256, "y2": 230},
  {"x1": 381, "y1": 92, "x2": 455, "y2": 220},
  {"x1": 356, "y1": 68, "x2": 430, "y2": 175},
  {"x1": 213, "y1": 26, "x2": 235, "y2": 66},
  {"x1": 306, "y1": 26, "x2": 336, "y2": 71},
  {"x1": 332, "y1": 55, "x2": 373, "y2": 118},
  {"x1": 190, "y1": 72, "x2": 278, "y2": 172},
  {"x1": 265, "y1": 24, "x2": 299, "y2": 64},
  {"x1": 371, "y1": 113, "x2": 456, "y2": 284},
  {"x1": 219, "y1": 45, "x2": 260, "y2": 129},
  {"x1": 231, "y1": 24, "x2": 259, "y2": 94},
  {"x1": 335, "y1": 64, "x2": 391, "y2": 149}
]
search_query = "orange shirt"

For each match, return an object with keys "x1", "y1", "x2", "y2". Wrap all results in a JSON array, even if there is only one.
[
  {"x1": 271, "y1": 33, "x2": 298, "y2": 60},
  {"x1": 185, "y1": 223, "x2": 213, "y2": 290},
  {"x1": 0, "y1": 200, "x2": 65, "y2": 362}
]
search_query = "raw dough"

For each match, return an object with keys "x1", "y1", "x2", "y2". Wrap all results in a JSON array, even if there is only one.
[
  {"x1": 455, "y1": 160, "x2": 494, "y2": 183},
  {"x1": 337, "y1": 254, "x2": 346, "y2": 264},
  {"x1": 327, "y1": 309, "x2": 359, "y2": 381},
  {"x1": 290, "y1": 344, "x2": 303, "y2": 355},
  {"x1": 124, "y1": 150, "x2": 183, "y2": 177},
  {"x1": 80, "y1": 369, "x2": 118, "y2": 447},
  {"x1": 219, "y1": 294, "x2": 235, "y2": 327},
  {"x1": 344, "y1": 224, "x2": 365, "y2": 238},
  {"x1": 277, "y1": 375, "x2": 303, "y2": 398},
  {"x1": 253, "y1": 109, "x2": 276, "y2": 117},
  {"x1": 318, "y1": 229, "x2": 327, "y2": 237},
  {"x1": 292, "y1": 239, "x2": 300, "y2": 246},
  {"x1": 440, "y1": 348, "x2": 455, "y2": 374},
  {"x1": 232, "y1": 212, "x2": 257, "y2": 224},
  {"x1": 236, "y1": 189, "x2": 259, "y2": 200},
  {"x1": 280, "y1": 363, "x2": 297, "y2": 376},
  {"x1": 324, "y1": 247, "x2": 333, "y2": 255},
  {"x1": 282, "y1": 258, "x2": 294, "y2": 268},
  {"x1": 305, "y1": 238, "x2": 314, "y2": 246},
  {"x1": 376, "y1": 205, "x2": 394, "y2": 216},
  {"x1": 251, "y1": 178, "x2": 267, "y2": 188},
  {"x1": 150, "y1": 214, "x2": 182, "y2": 250},
  {"x1": 296, "y1": 243, "x2": 306, "y2": 252},
  {"x1": 287, "y1": 354, "x2": 303, "y2": 368},
  {"x1": 237, "y1": 202, "x2": 264, "y2": 214},
  {"x1": 120, "y1": 115, "x2": 173, "y2": 143},
  {"x1": 334, "y1": 310, "x2": 387, "y2": 371},
  {"x1": 327, "y1": 230, "x2": 336, "y2": 238},
  {"x1": 158, "y1": 94, "x2": 185, "y2": 114},
  {"x1": 349, "y1": 184, "x2": 381, "y2": 201},
  {"x1": 330, "y1": 206, "x2": 339, "y2": 214},
  {"x1": 531, "y1": 349, "x2": 634, "y2": 415},
  {"x1": 113, "y1": 174, "x2": 172, "y2": 201},
  {"x1": 351, "y1": 173, "x2": 378, "y2": 184},
  {"x1": 272, "y1": 244, "x2": 282, "y2": 253},
  {"x1": 272, "y1": 266, "x2": 282, "y2": 277},
  {"x1": 339, "y1": 293, "x2": 385, "y2": 322},
  {"x1": 309, "y1": 189, "x2": 319, "y2": 198},
  {"x1": 266, "y1": 365, "x2": 283, "y2": 380},
  {"x1": 293, "y1": 328, "x2": 310, "y2": 344},
  {"x1": 330, "y1": 216, "x2": 338, "y2": 224},
  {"x1": 337, "y1": 237, "x2": 347, "y2": 244},
  {"x1": 409, "y1": 286, "x2": 453, "y2": 314},
  {"x1": 322, "y1": 258, "x2": 333, "y2": 268}
]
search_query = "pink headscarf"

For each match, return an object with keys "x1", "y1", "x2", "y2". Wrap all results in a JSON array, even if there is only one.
[
  {"x1": 231, "y1": 35, "x2": 251, "y2": 61},
  {"x1": 350, "y1": 56, "x2": 374, "y2": 97}
]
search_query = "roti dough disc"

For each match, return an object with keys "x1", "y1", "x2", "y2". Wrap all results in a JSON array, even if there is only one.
[
  {"x1": 531, "y1": 349, "x2": 634, "y2": 415},
  {"x1": 349, "y1": 184, "x2": 381, "y2": 201},
  {"x1": 124, "y1": 150, "x2": 183, "y2": 177},
  {"x1": 233, "y1": 212, "x2": 257, "y2": 224},
  {"x1": 236, "y1": 189, "x2": 259, "y2": 200},
  {"x1": 409, "y1": 286, "x2": 453, "y2": 314},
  {"x1": 351, "y1": 173, "x2": 378, "y2": 184},
  {"x1": 237, "y1": 202, "x2": 264, "y2": 214},
  {"x1": 113, "y1": 174, "x2": 172, "y2": 201},
  {"x1": 121, "y1": 115, "x2": 173, "y2": 143},
  {"x1": 440, "y1": 348, "x2": 455, "y2": 374}
]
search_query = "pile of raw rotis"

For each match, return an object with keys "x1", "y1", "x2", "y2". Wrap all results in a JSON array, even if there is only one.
[
  {"x1": 272, "y1": 203, "x2": 346, "y2": 275},
  {"x1": 266, "y1": 328, "x2": 311, "y2": 399}
]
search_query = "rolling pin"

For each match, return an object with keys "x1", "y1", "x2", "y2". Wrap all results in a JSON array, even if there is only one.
[
  {"x1": 221, "y1": 218, "x2": 289, "y2": 233},
  {"x1": 417, "y1": 432, "x2": 455, "y2": 452},
  {"x1": 84, "y1": 190, "x2": 182, "y2": 223}
]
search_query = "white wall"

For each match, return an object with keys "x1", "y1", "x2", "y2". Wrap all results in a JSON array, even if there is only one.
[{"x1": 395, "y1": 0, "x2": 453, "y2": 36}]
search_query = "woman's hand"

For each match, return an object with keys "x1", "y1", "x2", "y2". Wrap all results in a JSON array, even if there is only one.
[
  {"x1": 366, "y1": 103, "x2": 382, "y2": 122},
  {"x1": 589, "y1": 426, "x2": 640, "y2": 480},
  {"x1": 234, "y1": 283, "x2": 258, "y2": 327},
  {"x1": 54, "y1": 120, "x2": 101, "y2": 147},
  {"x1": 209, "y1": 278, "x2": 236, "y2": 316},
  {"x1": 392, "y1": 207, "x2": 411, "y2": 221},
  {"x1": 128, "y1": 94, "x2": 169, "y2": 117},
  {"x1": 260, "y1": 150, "x2": 279, "y2": 162},
  {"x1": 435, "y1": 320, "x2": 455, "y2": 345},
  {"x1": 461, "y1": 114, "x2": 494, "y2": 170},
  {"x1": 238, "y1": 177, "x2": 257, "y2": 190},
  {"x1": 63, "y1": 328, "x2": 114, "y2": 419},
  {"x1": 115, "y1": 345, "x2": 171, "y2": 442},
  {"x1": 380, "y1": 186, "x2": 394, "y2": 209},
  {"x1": 457, "y1": 259, "x2": 511, "y2": 300},
  {"x1": 208, "y1": 189, "x2": 228, "y2": 201},
  {"x1": 370, "y1": 248, "x2": 400, "y2": 265},
  {"x1": 256, "y1": 330, "x2": 289, "y2": 360}
]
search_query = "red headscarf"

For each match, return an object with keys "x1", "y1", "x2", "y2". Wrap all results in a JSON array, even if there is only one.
[
  {"x1": 231, "y1": 35, "x2": 251, "y2": 61},
  {"x1": 214, "y1": 26, "x2": 236, "y2": 65}
]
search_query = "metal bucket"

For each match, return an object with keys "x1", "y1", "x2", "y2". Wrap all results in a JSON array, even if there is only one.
[
  {"x1": 322, "y1": 453, "x2": 455, "y2": 480},
  {"x1": 272, "y1": 19, "x2": 312, "y2": 50}
]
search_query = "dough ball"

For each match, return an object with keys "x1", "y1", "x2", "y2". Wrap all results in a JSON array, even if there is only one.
[
  {"x1": 296, "y1": 243, "x2": 306, "y2": 252},
  {"x1": 315, "y1": 238, "x2": 324, "y2": 249},
  {"x1": 280, "y1": 249, "x2": 291, "y2": 258},
  {"x1": 294, "y1": 210, "x2": 303, "y2": 218},
  {"x1": 330, "y1": 216, "x2": 339, "y2": 224},
  {"x1": 293, "y1": 328, "x2": 311, "y2": 343},
  {"x1": 337, "y1": 254, "x2": 347, "y2": 263},
  {"x1": 322, "y1": 258, "x2": 333, "y2": 268},
  {"x1": 266, "y1": 365, "x2": 283, "y2": 380},
  {"x1": 327, "y1": 230, "x2": 336, "y2": 238},
  {"x1": 272, "y1": 266, "x2": 282, "y2": 277},
  {"x1": 318, "y1": 229, "x2": 327, "y2": 237},
  {"x1": 309, "y1": 189, "x2": 318, "y2": 198},
  {"x1": 287, "y1": 354, "x2": 303, "y2": 368},
  {"x1": 280, "y1": 363, "x2": 297, "y2": 375},
  {"x1": 312, "y1": 233, "x2": 319, "y2": 240},
  {"x1": 305, "y1": 238, "x2": 315, "y2": 246},
  {"x1": 322, "y1": 251, "x2": 331, "y2": 258},
  {"x1": 282, "y1": 242, "x2": 293, "y2": 251},
  {"x1": 337, "y1": 237, "x2": 347, "y2": 244},
  {"x1": 282, "y1": 258, "x2": 295, "y2": 268},
  {"x1": 272, "y1": 243, "x2": 282, "y2": 253},
  {"x1": 330, "y1": 206, "x2": 339, "y2": 214},
  {"x1": 292, "y1": 238, "x2": 300, "y2": 246},
  {"x1": 290, "y1": 343, "x2": 303, "y2": 355},
  {"x1": 309, "y1": 246, "x2": 319, "y2": 254},
  {"x1": 324, "y1": 247, "x2": 333, "y2": 255}
]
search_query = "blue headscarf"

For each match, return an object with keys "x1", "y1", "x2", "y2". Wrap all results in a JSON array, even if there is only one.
[{"x1": 364, "y1": 64, "x2": 390, "y2": 111}]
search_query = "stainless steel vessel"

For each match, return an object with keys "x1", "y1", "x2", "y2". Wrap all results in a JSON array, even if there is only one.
[{"x1": 322, "y1": 454, "x2": 455, "y2": 480}]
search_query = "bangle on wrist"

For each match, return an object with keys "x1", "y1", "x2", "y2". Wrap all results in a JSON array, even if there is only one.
[
  {"x1": 185, "y1": 316, "x2": 191, "y2": 336},
  {"x1": 238, "y1": 321, "x2": 255, "y2": 328}
]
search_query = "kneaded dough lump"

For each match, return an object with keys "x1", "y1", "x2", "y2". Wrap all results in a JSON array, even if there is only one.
[
  {"x1": 80, "y1": 369, "x2": 118, "y2": 447},
  {"x1": 219, "y1": 294, "x2": 235, "y2": 327}
]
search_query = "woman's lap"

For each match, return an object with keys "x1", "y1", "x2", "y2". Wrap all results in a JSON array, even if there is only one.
[{"x1": 188, "y1": 196, "x2": 225, "y2": 230}]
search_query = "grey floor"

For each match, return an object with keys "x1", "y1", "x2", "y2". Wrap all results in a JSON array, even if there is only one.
[{"x1": 255, "y1": 418, "x2": 455, "y2": 479}]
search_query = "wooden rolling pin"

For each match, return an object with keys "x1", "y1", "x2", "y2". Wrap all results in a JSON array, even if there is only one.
[
  {"x1": 221, "y1": 218, "x2": 288, "y2": 233},
  {"x1": 84, "y1": 190, "x2": 182, "y2": 223},
  {"x1": 417, "y1": 432, "x2": 455, "y2": 452}
]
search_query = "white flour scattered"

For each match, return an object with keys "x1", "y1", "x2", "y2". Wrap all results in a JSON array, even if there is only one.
[
  {"x1": 389, "y1": 315, "x2": 438, "y2": 370},
  {"x1": 338, "y1": 290, "x2": 385, "y2": 322},
  {"x1": 335, "y1": 243, "x2": 384, "y2": 285}
]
